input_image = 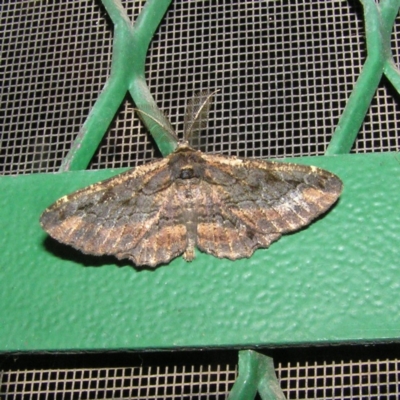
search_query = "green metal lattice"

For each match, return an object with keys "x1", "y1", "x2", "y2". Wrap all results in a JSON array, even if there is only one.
[{"x1": 60, "y1": 0, "x2": 178, "y2": 172}]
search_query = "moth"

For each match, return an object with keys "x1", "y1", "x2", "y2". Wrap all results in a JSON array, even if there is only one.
[{"x1": 40, "y1": 91, "x2": 342, "y2": 267}]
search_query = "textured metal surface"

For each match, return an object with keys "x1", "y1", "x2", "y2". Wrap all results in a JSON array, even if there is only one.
[
  {"x1": 1, "y1": 0, "x2": 400, "y2": 175},
  {"x1": 0, "y1": 152, "x2": 399, "y2": 351},
  {"x1": 1, "y1": 357, "x2": 399, "y2": 399}
]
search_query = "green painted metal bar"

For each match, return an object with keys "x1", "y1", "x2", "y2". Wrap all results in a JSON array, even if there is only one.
[
  {"x1": 1, "y1": 152, "x2": 400, "y2": 352},
  {"x1": 228, "y1": 351, "x2": 286, "y2": 400},
  {"x1": 103, "y1": 0, "x2": 178, "y2": 156},
  {"x1": 60, "y1": 0, "x2": 177, "y2": 172},
  {"x1": 229, "y1": 351, "x2": 259, "y2": 399},
  {"x1": 325, "y1": 0, "x2": 400, "y2": 155},
  {"x1": 384, "y1": 59, "x2": 400, "y2": 92}
]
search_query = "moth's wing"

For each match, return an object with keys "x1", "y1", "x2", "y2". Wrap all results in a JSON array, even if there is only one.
[
  {"x1": 196, "y1": 183, "x2": 281, "y2": 259},
  {"x1": 40, "y1": 158, "x2": 187, "y2": 267},
  {"x1": 196, "y1": 154, "x2": 343, "y2": 259}
]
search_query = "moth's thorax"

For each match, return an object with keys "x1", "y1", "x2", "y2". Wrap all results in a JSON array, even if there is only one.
[{"x1": 169, "y1": 145, "x2": 206, "y2": 182}]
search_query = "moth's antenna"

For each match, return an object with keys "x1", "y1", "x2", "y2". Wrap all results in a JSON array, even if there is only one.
[
  {"x1": 183, "y1": 89, "x2": 220, "y2": 145},
  {"x1": 134, "y1": 106, "x2": 178, "y2": 142}
]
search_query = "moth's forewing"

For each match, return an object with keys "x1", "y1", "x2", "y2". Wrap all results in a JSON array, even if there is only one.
[
  {"x1": 195, "y1": 153, "x2": 342, "y2": 259},
  {"x1": 40, "y1": 156, "x2": 187, "y2": 267}
]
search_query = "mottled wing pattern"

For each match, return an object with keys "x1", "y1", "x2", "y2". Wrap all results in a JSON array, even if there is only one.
[
  {"x1": 40, "y1": 158, "x2": 188, "y2": 267},
  {"x1": 196, "y1": 153, "x2": 342, "y2": 259},
  {"x1": 41, "y1": 146, "x2": 342, "y2": 266}
]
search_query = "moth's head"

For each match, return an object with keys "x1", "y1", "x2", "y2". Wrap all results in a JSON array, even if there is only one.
[{"x1": 176, "y1": 140, "x2": 192, "y2": 150}]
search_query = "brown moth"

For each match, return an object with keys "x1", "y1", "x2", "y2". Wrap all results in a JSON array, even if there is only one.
[{"x1": 40, "y1": 91, "x2": 342, "y2": 267}]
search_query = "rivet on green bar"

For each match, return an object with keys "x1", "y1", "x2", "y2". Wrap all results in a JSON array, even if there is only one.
[
  {"x1": 326, "y1": 0, "x2": 400, "y2": 155},
  {"x1": 59, "y1": 0, "x2": 177, "y2": 172}
]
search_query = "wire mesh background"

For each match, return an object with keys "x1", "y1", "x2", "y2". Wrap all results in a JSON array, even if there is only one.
[
  {"x1": 1, "y1": 364, "x2": 237, "y2": 400},
  {"x1": 1, "y1": 356, "x2": 400, "y2": 399},
  {"x1": 1, "y1": 0, "x2": 400, "y2": 398},
  {"x1": 1, "y1": 0, "x2": 400, "y2": 175}
]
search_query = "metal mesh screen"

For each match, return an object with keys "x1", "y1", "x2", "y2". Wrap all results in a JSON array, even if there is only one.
[
  {"x1": 1, "y1": 364, "x2": 236, "y2": 399},
  {"x1": 277, "y1": 359, "x2": 400, "y2": 399},
  {"x1": 2, "y1": 0, "x2": 400, "y2": 397},
  {"x1": 1, "y1": 0, "x2": 400, "y2": 175},
  {"x1": 1, "y1": 357, "x2": 400, "y2": 399}
]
